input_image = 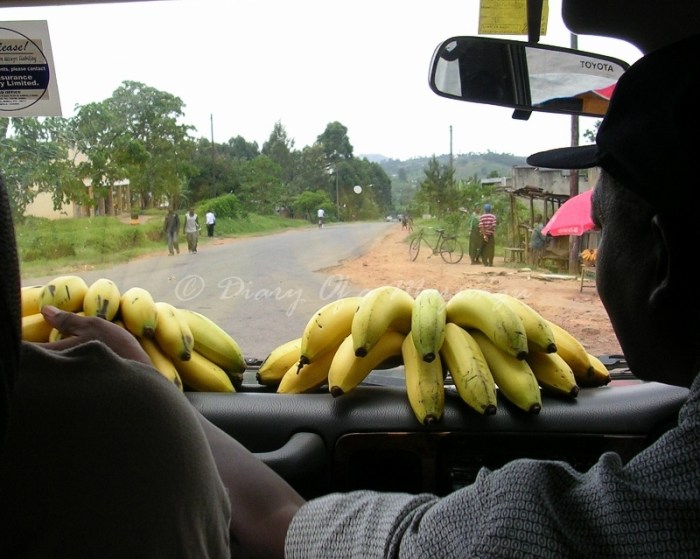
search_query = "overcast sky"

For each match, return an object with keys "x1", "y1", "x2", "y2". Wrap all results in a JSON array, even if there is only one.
[{"x1": 0, "y1": 0, "x2": 642, "y2": 160}]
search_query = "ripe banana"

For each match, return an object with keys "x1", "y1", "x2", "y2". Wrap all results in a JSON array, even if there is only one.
[
  {"x1": 491, "y1": 293, "x2": 557, "y2": 354},
  {"x1": 277, "y1": 345, "x2": 336, "y2": 394},
  {"x1": 119, "y1": 286, "x2": 158, "y2": 338},
  {"x1": 328, "y1": 330, "x2": 406, "y2": 397},
  {"x1": 402, "y1": 333, "x2": 445, "y2": 425},
  {"x1": 411, "y1": 288, "x2": 447, "y2": 363},
  {"x1": 439, "y1": 322, "x2": 497, "y2": 415},
  {"x1": 172, "y1": 349, "x2": 235, "y2": 392},
  {"x1": 38, "y1": 275, "x2": 89, "y2": 313},
  {"x1": 299, "y1": 296, "x2": 362, "y2": 366},
  {"x1": 352, "y1": 286, "x2": 414, "y2": 357},
  {"x1": 139, "y1": 335, "x2": 184, "y2": 391},
  {"x1": 21, "y1": 285, "x2": 44, "y2": 317},
  {"x1": 153, "y1": 301, "x2": 194, "y2": 361},
  {"x1": 446, "y1": 289, "x2": 528, "y2": 360},
  {"x1": 179, "y1": 308, "x2": 247, "y2": 378},
  {"x1": 471, "y1": 329, "x2": 542, "y2": 414},
  {"x1": 526, "y1": 350, "x2": 579, "y2": 398},
  {"x1": 257, "y1": 337, "x2": 302, "y2": 386},
  {"x1": 584, "y1": 352, "x2": 612, "y2": 387},
  {"x1": 545, "y1": 319, "x2": 594, "y2": 383},
  {"x1": 83, "y1": 277, "x2": 121, "y2": 321},
  {"x1": 21, "y1": 312, "x2": 53, "y2": 342}
]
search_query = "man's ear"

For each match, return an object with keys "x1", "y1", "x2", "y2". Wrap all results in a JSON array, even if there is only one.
[{"x1": 649, "y1": 214, "x2": 676, "y2": 309}]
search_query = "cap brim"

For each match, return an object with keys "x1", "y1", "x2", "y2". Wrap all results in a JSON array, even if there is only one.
[{"x1": 526, "y1": 144, "x2": 599, "y2": 170}]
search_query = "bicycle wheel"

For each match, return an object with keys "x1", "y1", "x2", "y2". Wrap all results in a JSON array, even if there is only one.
[
  {"x1": 439, "y1": 236, "x2": 464, "y2": 264},
  {"x1": 409, "y1": 237, "x2": 421, "y2": 261}
]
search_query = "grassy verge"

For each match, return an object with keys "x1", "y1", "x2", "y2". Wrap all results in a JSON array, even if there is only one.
[{"x1": 15, "y1": 211, "x2": 309, "y2": 280}]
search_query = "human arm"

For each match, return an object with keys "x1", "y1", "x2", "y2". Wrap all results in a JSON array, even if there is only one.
[{"x1": 197, "y1": 413, "x2": 305, "y2": 559}]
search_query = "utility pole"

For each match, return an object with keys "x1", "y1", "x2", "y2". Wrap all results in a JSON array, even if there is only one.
[
  {"x1": 449, "y1": 125, "x2": 453, "y2": 170},
  {"x1": 568, "y1": 33, "x2": 581, "y2": 275},
  {"x1": 210, "y1": 114, "x2": 215, "y2": 198}
]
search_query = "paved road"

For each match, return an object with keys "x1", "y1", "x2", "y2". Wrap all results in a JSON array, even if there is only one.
[{"x1": 27, "y1": 221, "x2": 395, "y2": 361}]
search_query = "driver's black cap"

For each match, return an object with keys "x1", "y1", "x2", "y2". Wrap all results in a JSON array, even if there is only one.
[{"x1": 527, "y1": 33, "x2": 700, "y2": 213}]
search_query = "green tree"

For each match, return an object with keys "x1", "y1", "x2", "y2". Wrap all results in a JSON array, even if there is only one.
[
  {"x1": 262, "y1": 121, "x2": 295, "y2": 184},
  {"x1": 237, "y1": 155, "x2": 284, "y2": 214},
  {"x1": 0, "y1": 117, "x2": 81, "y2": 219}
]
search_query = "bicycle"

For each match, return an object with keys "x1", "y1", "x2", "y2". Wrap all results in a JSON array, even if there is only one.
[{"x1": 409, "y1": 228, "x2": 464, "y2": 264}]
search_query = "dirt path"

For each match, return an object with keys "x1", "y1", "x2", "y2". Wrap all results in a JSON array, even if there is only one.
[{"x1": 331, "y1": 224, "x2": 622, "y2": 357}]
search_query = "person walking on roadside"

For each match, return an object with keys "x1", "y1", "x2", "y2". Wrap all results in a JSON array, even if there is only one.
[
  {"x1": 205, "y1": 209, "x2": 216, "y2": 237},
  {"x1": 478, "y1": 203, "x2": 497, "y2": 266},
  {"x1": 163, "y1": 208, "x2": 180, "y2": 256},
  {"x1": 183, "y1": 207, "x2": 200, "y2": 253},
  {"x1": 317, "y1": 208, "x2": 325, "y2": 228}
]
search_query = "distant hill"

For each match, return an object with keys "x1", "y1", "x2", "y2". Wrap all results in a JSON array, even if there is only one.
[{"x1": 364, "y1": 151, "x2": 528, "y2": 184}]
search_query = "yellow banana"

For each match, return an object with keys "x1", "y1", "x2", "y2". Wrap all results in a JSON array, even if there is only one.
[
  {"x1": 172, "y1": 349, "x2": 235, "y2": 392},
  {"x1": 446, "y1": 288, "x2": 528, "y2": 360},
  {"x1": 471, "y1": 329, "x2": 542, "y2": 414},
  {"x1": 21, "y1": 285, "x2": 44, "y2": 317},
  {"x1": 38, "y1": 275, "x2": 89, "y2": 313},
  {"x1": 402, "y1": 333, "x2": 444, "y2": 425},
  {"x1": 178, "y1": 308, "x2": 247, "y2": 378},
  {"x1": 491, "y1": 293, "x2": 557, "y2": 354},
  {"x1": 439, "y1": 322, "x2": 497, "y2": 415},
  {"x1": 139, "y1": 335, "x2": 184, "y2": 391},
  {"x1": 21, "y1": 312, "x2": 53, "y2": 342},
  {"x1": 411, "y1": 288, "x2": 447, "y2": 363},
  {"x1": 257, "y1": 337, "x2": 302, "y2": 387},
  {"x1": 119, "y1": 286, "x2": 158, "y2": 338},
  {"x1": 299, "y1": 296, "x2": 362, "y2": 366},
  {"x1": 328, "y1": 330, "x2": 406, "y2": 397},
  {"x1": 545, "y1": 319, "x2": 594, "y2": 383},
  {"x1": 82, "y1": 277, "x2": 121, "y2": 321},
  {"x1": 584, "y1": 353, "x2": 612, "y2": 387},
  {"x1": 352, "y1": 286, "x2": 414, "y2": 357},
  {"x1": 277, "y1": 345, "x2": 336, "y2": 394},
  {"x1": 153, "y1": 301, "x2": 194, "y2": 361},
  {"x1": 526, "y1": 350, "x2": 579, "y2": 398}
]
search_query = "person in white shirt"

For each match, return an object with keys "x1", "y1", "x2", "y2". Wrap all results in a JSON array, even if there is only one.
[
  {"x1": 317, "y1": 208, "x2": 325, "y2": 228},
  {"x1": 205, "y1": 209, "x2": 216, "y2": 237}
]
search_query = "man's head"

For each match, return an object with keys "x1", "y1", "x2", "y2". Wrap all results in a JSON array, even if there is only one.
[
  {"x1": 483, "y1": 203, "x2": 492, "y2": 213},
  {"x1": 527, "y1": 35, "x2": 700, "y2": 387}
]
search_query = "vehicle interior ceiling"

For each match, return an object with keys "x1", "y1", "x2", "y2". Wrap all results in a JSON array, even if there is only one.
[{"x1": 0, "y1": 0, "x2": 689, "y2": 502}]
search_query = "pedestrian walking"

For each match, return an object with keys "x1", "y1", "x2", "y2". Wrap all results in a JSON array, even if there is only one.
[
  {"x1": 205, "y1": 209, "x2": 216, "y2": 237},
  {"x1": 183, "y1": 207, "x2": 200, "y2": 253},
  {"x1": 163, "y1": 208, "x2": 180, "y2": 256}
]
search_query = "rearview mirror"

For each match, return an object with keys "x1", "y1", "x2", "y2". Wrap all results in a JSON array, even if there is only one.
[{"x1": 429, "y1": 36, "x2": 630, "y2": 118}]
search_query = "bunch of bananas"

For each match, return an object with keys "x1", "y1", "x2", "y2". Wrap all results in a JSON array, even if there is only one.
[
  {"x1": 20, "y1": 275, "x2": 246, "y2": 393},
  {"x1": 257, "y1": 286, "x2": 611, "y2": 425},
  {"x1": 580, "y1": 248, "x2": 597, "y2": 263}
]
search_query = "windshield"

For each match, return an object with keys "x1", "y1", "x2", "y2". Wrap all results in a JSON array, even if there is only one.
[{"x1": 3, "y1": 0, "x2": 641, "y2": 384}]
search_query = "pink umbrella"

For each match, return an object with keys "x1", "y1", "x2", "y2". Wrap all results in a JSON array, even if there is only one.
[{"x1": 542, "y1": 189, "x2": 595, "y2": 236}]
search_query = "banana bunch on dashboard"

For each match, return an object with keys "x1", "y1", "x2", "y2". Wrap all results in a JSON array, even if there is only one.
[
  {"x1": 20, "y1": 274, "x2": 246, "y2": 393},
  {"x1": 257, "y1": 286, "x2": 611, "y2": 426}
]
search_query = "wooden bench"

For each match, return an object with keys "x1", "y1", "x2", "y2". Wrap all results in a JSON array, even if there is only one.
[{"x1": 503, "y1": 247, "x2": 525, "y2": 263}]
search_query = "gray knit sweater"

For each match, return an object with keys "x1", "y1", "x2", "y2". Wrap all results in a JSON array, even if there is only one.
[{"x1": 286, "y1": 375, "x2": 700, "y2": 558}]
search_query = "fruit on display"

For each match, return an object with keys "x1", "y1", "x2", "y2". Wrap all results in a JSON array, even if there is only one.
[
  {"x1": 20, "y1": 275, "x2": 245, "y2": 392},
  {"x1": 298, "y1": 296, "x2": 361, "y2": 366},
  {"x1": 351, "y1": 285, "x2": 414, "y2": 357},
  {"x1": 402, "y1": 333, "x2": 445, "y2": 425},
  {"x1": 439, "y1": 322, "x2": 497, "y2": 415},
  {"x1": 82, "y1": 278, "x2": 121, "y2": 321},
  {"x1": 410, "y1": 288, "x2": 447, "y2": 363},
  {"x1": 120, "y1": 286, "x2": 158, "y2": 338},
  {"x1": 446, "y1": 288, "x2": 528, "y2": 360},
  {"x1": 38, "y1": 275, "x2": 89, "y2": 313},
  {"x1": 20, "y1": 276, "x2": 614, "y2": 425}
]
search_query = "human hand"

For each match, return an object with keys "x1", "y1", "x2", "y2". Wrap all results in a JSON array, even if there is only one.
[{"x1": 39, "y1": 305, "x2": 152, "y2": 366}]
